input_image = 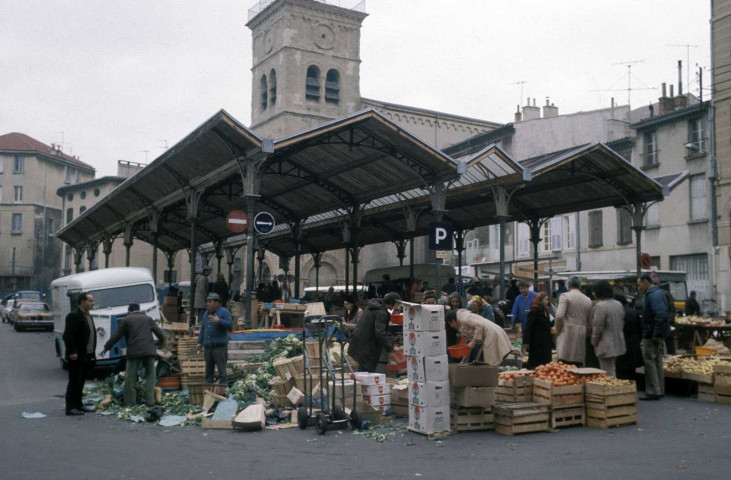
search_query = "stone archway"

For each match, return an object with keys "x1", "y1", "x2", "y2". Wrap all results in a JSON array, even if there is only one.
[{"x1": 307, "y1": 261, "x2": 337, "y2": 288}]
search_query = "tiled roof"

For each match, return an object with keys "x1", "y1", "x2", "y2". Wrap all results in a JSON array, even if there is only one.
[{"x1": 0, "y1": 132, "x2": 95, "y2": 171}]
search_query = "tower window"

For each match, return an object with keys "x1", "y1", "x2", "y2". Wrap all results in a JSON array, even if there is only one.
[
  {"x1": 260, "y1": 74, "x2": 268, "y2": 111},
  {"x1": 269, "y1": 69, "x2": 277, "y2": 106},
  {"x1": 325, "y1": 69, "x2": 340, "y2": 104},
  {"x1": 306, "y1": 65, "x2": 321, "y2": 101}
]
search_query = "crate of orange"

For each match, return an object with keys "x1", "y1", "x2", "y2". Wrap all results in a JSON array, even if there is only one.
[{"x1": 532, "y1": 363, "x2": 585, "y2": 407}]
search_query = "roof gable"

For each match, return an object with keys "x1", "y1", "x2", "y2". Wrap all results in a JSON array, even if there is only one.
[{"x1": 0, "y1": 132, "x2": 95, "y2": 171}]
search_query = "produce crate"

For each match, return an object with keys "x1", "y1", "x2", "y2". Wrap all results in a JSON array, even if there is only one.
[
  {"x1": 684, "y1": 371, "x2": 714, "y2": 384},
  {"x1": 496, "y1": 376, "x2": 533, "y2": 403},
  {"x1": 494, "y1": 403, "x2": 550, "y2": 436},
  {"x1": 532, "y1": 378, "x2": 584, "y2": 407},
  {"x1": 586, "y1": 404, "x2": 638, "y2": 429},
  {"x1": 697, "y1": 384, "x2": 716, "y2": 402},
  {"x1": 550, "y1": 405, "x2": 586, "y2": 429},
  {"x1": 180, "y1": 374, "x2": 204, "y2": 388},
  {"x1": 450, "y1": 407, "x2": 494, "y2": 433},
  {"x1": 585, "y1": 380, "x2": 636, "y2": 397},
  {"x1": 188, "y1": 383, "x2": 226, "y2": 405},
  {"x1": 714, "y1": 383, "x2": 731, "y2": 404},
  {"x1": 714, "y1": 363, "x2": 731, "y2": 387}
]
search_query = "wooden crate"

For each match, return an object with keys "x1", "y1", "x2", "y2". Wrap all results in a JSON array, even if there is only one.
[
  {"x1": 533, "y1": 378, "x2": 584, "y2": 407},
  {"x1": 585, "y1": 380, "x2": 637, "y2": 397},
  {"x1": 188, "y1": 383, "x2": 226, "y2": 405},
  {"x1": 586, "y1": 403, "x2": 638, "y2": 429},
  {"x1": 586, "y1": 392, "x2": 637, "y2": 409},
  {"x1": 685, "y1": 372, "x2": 714, "y2": 384},
  {"x1": 698, "y1": 384, "x2": 716, "y2": 402},
  {"x1": 494, "y1": 403, "x2": 550, "y2": 436},
  {"x1": 550, "y1": 405, "x2": 586, "y2": 429},
  {"x1": 496, "y1": 376, "x2": 533, "y2": 403},
  {"x1": 714, "y1": 382, "x2": 731, "y2": 404},
  {"x1": 450, "y1": 407, "x2": 494, "y2": 433}
]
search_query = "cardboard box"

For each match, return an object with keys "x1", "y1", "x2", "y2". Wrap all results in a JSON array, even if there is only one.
[
  {"x1": 363, "y1": 393, "x2": 390, "y2": 409},
  {"x1": 360, "y1": 383, "x2": 389, "y2": 396},
  {"x1": 409, "y1": 404, "x2": 450, "y2": 434},
  {"x1": 232, "y1": 404, "x2": 266, "y2": 431},
  {"x1": 329, "y1": 380, "x2": 363, "y2": 402},
  {"x1": 406, "y1": 355, "x2": 426, "y2": 382},
  {"x1": 355, "y1": 372, "x2": 386, "y2": 386},
  {"x1": 448, "y1": 362, "x2": 499, "y2": 387},
  {"x1": 391, "y1": 384, "x2": 409, "y2": 405},
  {"x1": 402, "y1": 302, "x2": 445, "y2": 332},
  {"x1": 163, "y1": 296, "x2": 178, "y2": 307},
  {"x1": 408, "y1": 380, "x2": 451, "y2": 407},
  {"x1": 424, "y1": 355, "x2": 449, "y2": 382},
  {"x1": 450, "y1": 386, "x2": 496, "y2": 408},
  {"x1": 403, "y1": 330, "x2": 447, "y2": 357}
]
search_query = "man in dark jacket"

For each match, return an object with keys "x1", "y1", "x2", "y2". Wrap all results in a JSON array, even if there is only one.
[
  {"x1": 197, "y1": 293, "x2": 233, "y2": 384},
  {"x1": 63, "y1": 292, "x2": 97, "y2": 416},
  {"x1": 348, "y1": 292, "x2": 401, "y2": 372},
  {"x1": 638, "y1": 273, "x2": 670, "y2": 400},
  {"x1": 685, "y1": 291, "x2": 701, "y2": 316},
  {"x1": 102, "y1": 304, "x2": 165, "y2": 406}
]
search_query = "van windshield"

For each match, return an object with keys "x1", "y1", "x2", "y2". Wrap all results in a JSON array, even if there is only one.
[{"x1": 89, "y1": 284, "x2": 155, "y2": 309}]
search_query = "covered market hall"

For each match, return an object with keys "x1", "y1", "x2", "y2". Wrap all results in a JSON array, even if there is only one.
[{"x1": 56, "y1": 108, "x2": 667, "y2": 327}]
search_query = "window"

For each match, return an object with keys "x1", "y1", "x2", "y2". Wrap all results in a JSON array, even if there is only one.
[
  {"x1": 566, "y1": 215, "x2": 576, "y2": 250},
  {"x1": 689, "y1": 174, "x2": 707, "y2": 221},
  {"x1": 80, "y1": 191, "x2": 87, "y2": 200},
  {"x1": 11, "y1": 213, "x2": 22, "y2": 234},
  {"x1": 306, "y1": 65, "x2": 321, "y2": 101},
  {"x1": 260, "y1": 74, "x2": 268, "y2": 110},
  {"x1": 651, "y1": 256, "x2": 661, "y2": 269},
  {"x1": 64, "y1": 246, "x2": 72, "y2": 270},
  {"x1": 64, "y1": 166, "x2": 71, "y2": 183},
  {"x1": 645, "y1": 203, "x2": 659, "y2": 227},
  {"x1": 67, "y1": 193, "x2": 74, "y2": 201},
  {"x1": 66, "y1": 208, "x2": 73, "y2": 224},
  {"x1": 13, "y1": 155, "x2": 24, "y2": 173},
  {"x1": 88, "y1": 284, "x2": 155, "y2": 308},
  {"x1": 541, "y1": 222, "x2": 550, "y2": 252},
  {"x1": 325, "y1": 69, "x2": 340, "y2": 104},
  {"x1": 0, "y1": 186, "x2": 3, "y2": 202},
  {"x1": 550, "y1": 217, "x2": 563, "y2": 251},
  {"x1": 643, "y1": 131, "x2": 658, "y2": 167},
  {"x1": 588, "y1": 210, "x2": 603, "y2": 248},
  {"x1": 518, "y1": 223, "x2": 530, "y2": 256},
  {"x1": 79, "y1": 206, "x2": 86, "y2": 214},
  {"x1": 13, "y1": 186, "x2": 22, "y2": 203},
  {"x1": 0, "y1": 157, "x2": 4, "y2": 173},
  {"x1": 75, "y1": 169, "x2": 81, "y2": 183},
  {"x1": 617, "y1": 208, "x2": 633, "y2": 245},
  {"x1": 47, "y1": 218, "x2": 55, "y2": 236},
  {"x1": 687, "y1": 118, "x2": 703, "y2": 153},
  {"x1": 269, "y1": 69, "x2": 277, "y2": 106},
  {"x1": 93, "y1": 188, "x2": 100, "y2": 197}
]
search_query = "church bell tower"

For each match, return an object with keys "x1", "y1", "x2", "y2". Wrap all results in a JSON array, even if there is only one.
[{"x1": 247, "y1": 0, "x2": 368, "y2": 138}]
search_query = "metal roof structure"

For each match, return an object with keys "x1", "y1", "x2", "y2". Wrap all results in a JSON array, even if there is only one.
[{"x1": 56, "y1": 108, "x2": 463, "y2": 255}]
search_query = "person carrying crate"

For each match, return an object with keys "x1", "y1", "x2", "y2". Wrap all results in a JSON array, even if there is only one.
[{"x1": 348, "y1": 292, "x2": 402, "y2": 372}]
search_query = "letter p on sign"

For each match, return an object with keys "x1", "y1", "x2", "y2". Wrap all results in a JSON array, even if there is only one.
[{"x1": 428, "y1": 221, "x2": 454, "y2": 250}]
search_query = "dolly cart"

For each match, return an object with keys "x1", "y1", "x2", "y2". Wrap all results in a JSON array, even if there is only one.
[{"x1": 297, "y1": 315, "x2": 364, "y2": 434}]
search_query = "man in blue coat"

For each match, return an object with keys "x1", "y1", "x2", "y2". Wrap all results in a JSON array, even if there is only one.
[
  {"x1": 638, "y1": 273, "x2": 670, "y2": 401},
  {"x1": 511, "y1": 280, "x2": 537, "y2": 332},
  {"x1": 197, "y1": 293, "x2": 233, "y2": 384}
]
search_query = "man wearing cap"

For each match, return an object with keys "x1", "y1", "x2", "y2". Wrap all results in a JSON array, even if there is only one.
[
  {"x1": 194, "y1": 266, "x2": 212, "y2": 325},
  {"x1": 348, "y1": 292, "x2": 402, "y2": 373},
  {"x1": 101, "y1": 303, "x2": 165, "y2": 406},
  {"x1": 197, "y1": 293, "x2": 233, "y2": 384}
]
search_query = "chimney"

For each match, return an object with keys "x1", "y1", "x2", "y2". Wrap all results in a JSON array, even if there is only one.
[
  {"x1": 678, "y1": 60, "x2": 683, "y2": 96},
  {"x1": 649, "y1": 104, "x2": 654, "y2": 118},
  {"x1": 522, "y1": 97, "x2": 541, "y2": 121},
  {"x1": 542, "y1": 97, "x2": 559, "y2": 118},
  {"x1": 514, "y1": 104, "x2": 522, "y2": 123},
  {"x1": 669, "y1": 84, "x2": 674, "y2": 98},
  {"x1": 659, "y1": 83, "x2": 673, "y2": 115}
]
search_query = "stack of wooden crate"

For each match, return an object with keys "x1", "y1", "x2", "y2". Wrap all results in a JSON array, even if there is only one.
[
  {"x1": 714, "y1": 363, "x2": 731, "y2": 404},
  {"x1": 177, "y1": 337, "x2": 205, "y2": 387},
  {"x1": 585, "y1": 380, "x2": 638, "y2": 429},
  {"x1": 494, "y1": 403, "x2": 550, "y2": 436},
  {"x1": 449, "y1": 386, "x2": 496, "y2": 432},
  {"x1": 533, "y1": 378, "x2": 586, "y2": 429},
  {"x1": 496, "y1": 375, "x2": 533, "y2": 403}
]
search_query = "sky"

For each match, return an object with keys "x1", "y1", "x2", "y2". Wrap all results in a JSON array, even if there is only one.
[{"x1": 0, "y1": 0, "x2": 711, "y2": 176}]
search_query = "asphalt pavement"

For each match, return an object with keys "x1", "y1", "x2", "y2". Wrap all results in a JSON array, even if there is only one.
[{"x1": 0, "y1": 321, "x2": 729, "y2": 480}]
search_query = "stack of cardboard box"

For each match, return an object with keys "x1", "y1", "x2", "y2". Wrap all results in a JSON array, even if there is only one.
[
  {"x1": 402, "y1": 303, "x2": 450, "y2": 435},
  {"x1": 355, "y1": 373, "x2": 388, "y2": 413},
  {"x1": 448, "y1": 362, "x2": 499, "y2": 432}
]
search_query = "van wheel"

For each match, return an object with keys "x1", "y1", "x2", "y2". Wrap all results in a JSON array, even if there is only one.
[{"x1": 14, "y1": 324, "x2": 22, "y2": 332}]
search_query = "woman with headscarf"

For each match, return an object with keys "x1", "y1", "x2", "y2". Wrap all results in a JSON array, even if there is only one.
[
  {"x1": 468, "y1": 295, "x2": 495, "y2": 322},
  {"x1": 446, "y1": 309, "x2": 513, "y2": 366},
  {"x1": 341, "y1": 294, "x2": 363, "y2": 333},
  {"x1": 524, "y1": 292, "x2": 553, "y2": 369}
]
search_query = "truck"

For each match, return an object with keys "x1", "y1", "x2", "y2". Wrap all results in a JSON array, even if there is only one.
[{"x1": 50, "y1": 267, "x2": 160, "y2": 370}]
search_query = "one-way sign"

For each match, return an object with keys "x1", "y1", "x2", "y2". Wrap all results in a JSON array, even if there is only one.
[{"x1": 254, "y1": 211, "x2": 276, "y2": 235}]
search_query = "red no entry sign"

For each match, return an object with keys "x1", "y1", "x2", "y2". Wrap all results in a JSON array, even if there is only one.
[{"x1": 226, "y1": 210, "x2": 249, "y2": 233}]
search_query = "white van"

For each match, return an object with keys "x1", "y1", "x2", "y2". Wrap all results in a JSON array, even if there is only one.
[{"x1": 51, "y1": 267, "x2": 160, "y2": 370}]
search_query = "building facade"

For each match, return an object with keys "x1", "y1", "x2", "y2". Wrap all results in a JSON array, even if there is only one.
[{"x1": 0, "y1": 132, "x2": 95, "y2": 295}]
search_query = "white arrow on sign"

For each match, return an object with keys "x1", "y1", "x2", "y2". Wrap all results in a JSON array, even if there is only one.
[
  {"x1": 256, "y1": 221, "x2": 273, "y2": 226},
  {"x1": 228, "y1": 219, "x2": 248, "y2": 225}
]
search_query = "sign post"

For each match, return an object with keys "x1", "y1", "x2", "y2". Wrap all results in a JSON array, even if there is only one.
[{"x1": 429, "y1": 221, "x2": 454, "y2": 296}]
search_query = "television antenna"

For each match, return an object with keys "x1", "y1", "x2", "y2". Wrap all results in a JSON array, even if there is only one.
[
  {"x1": 591, "y1": 60, "x2": 655, "y2": 110},
  {"x1": 666, "y1": 44, "x2": 699, "y2": 90},
  {"x1": 510, "y1": 80, "x2": 527, "y2": 109}
]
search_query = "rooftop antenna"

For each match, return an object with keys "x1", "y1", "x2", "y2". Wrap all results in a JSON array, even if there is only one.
[
  {"x1": 666, "y1": 44, "x2": 699, "y2": 91},
  {"x1": 56, "y1": 131, "x2": 66, "y2": 151},
  {"x1": 510, "y1": 81, "x2": 527, "y2": 108},
  {"x1": 158, "y1": 139, "x2": 168, "y2": 150},
  {"x1": 591, "y1": 60, "x2": 654, "y2": 110},
  {"x1": 140, "y1": 150, "x2": 149, "y2": 162}
]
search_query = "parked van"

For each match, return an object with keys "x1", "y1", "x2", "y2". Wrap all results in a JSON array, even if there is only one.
[
  {"x1": 363, "y1": 264, "x2": 455, "y2": 295},
  {"x1": 50, "y1": 267, "x2": 160, "y2": 370}
]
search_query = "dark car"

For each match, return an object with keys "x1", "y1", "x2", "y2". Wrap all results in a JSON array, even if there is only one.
[{"x1": 11, "y1": 301, "x2": 53, "y2": 332}]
